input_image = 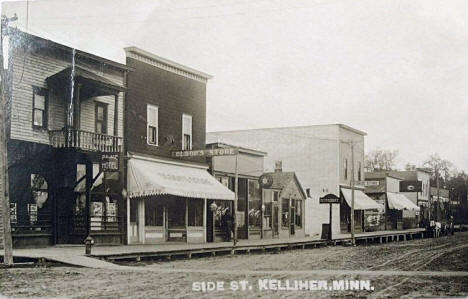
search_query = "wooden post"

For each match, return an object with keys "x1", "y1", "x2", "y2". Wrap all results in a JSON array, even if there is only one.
[
  {"x1": 233, "y1": 151, "x2": 238, "y2": 246},
  {"x1": 0, "y1": 17, "x2": 14, "y2": 265},
  {"x1": 329, "y1": 203, "x2": 333, "y2": 240}
]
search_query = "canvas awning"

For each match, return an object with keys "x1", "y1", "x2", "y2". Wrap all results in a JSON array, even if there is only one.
[
  {"x1": 386, "y1": 192, "x2": 420, "y2": 211},
  {"x1": 341, "y1": 188, "x2": 384, "y2": 211},
  {"x1": 127, "y1": 156, "x2": 235, "y2": 200}
]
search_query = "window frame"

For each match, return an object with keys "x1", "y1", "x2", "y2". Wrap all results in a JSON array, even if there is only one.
[
  {"x1": 182, "y1": 113, "x2": 192, "y2": 150},
  {"x1": 32, "y1": 86, "x2": 48, "y2": 129},
  {"x1": 344, "y1": 158, "x2": 348, "y2": 180},
  {"x1": 146, "y1": 104, "x2": 159, "y2": 146},
  {"x1": 95, "y1": 102, "x2": 108, "y2": 135}
]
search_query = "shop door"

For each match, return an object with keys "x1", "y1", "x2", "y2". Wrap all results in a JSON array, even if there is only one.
[
  {"x1": 55, "y1": 188, "x2": 86, "y2": 244},
  {"x1": 272, "y1": 205, "x2": 279, "y2": 238},
  {"x1": 206, "y1": 201, "x2": 214, "y2": 242},
  {"x1": 290, "y1": 207, "x2": 295, "y2": 235}
]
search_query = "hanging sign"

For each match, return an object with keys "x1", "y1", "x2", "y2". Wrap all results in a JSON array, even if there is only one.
[
  {"x1": 400, "y1": 181, "x2": 422, "y2": 192},
  {"x1": 172, "y1": 148, "x2": 238, "y2": 158},
  {"x1": 100, "y1": 153, "x2": 120, "y2": 172}
]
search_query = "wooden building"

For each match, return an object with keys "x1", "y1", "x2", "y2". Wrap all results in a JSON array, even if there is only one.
[
  {"x1": 124, "y1": 47, "x2": 234, "y2": 244},
  {"x1": 6, "y1": 30, "x2": 131, "y2": 247},
  {"x1": 206, "y1": 142, "x2": 266, "y2": 241}
]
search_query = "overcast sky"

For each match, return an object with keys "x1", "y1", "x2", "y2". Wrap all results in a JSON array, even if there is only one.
[{"x1": 3, "y1": 0, "x2": 468, "y2": 171}]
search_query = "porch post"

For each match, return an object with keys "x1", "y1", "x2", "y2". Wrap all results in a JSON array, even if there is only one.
[
  {"x1": 113, "y1": 94, "x2": 119, "y2": 137},
  {"x1": 203, "y1": 198, "x2": 207, "y2": 243},
  {"x1": 73, "y1": 83, "x2": 81, "y2": 130},
  {"x1": 185, "y1": 198, "x2": 189, "y2": 243},
  {"x1": 85, "y1": 161, "x2": 92, "y2": 237},
  {"x1": 138, "y1": 198, "x2": 145, "y2": 243}
]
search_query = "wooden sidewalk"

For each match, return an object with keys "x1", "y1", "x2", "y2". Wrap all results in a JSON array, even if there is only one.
[{"x1": 9, "y1": 228, "x2": 426, "y2": 266}]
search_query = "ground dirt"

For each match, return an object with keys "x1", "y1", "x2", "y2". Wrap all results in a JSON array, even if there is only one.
[{"x1": 1, "y1": 232, "x2": 468, "y2": 298}]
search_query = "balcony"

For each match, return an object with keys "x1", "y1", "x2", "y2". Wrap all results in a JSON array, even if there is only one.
[{"x1": 49, "y1": 128, "x2": 123, "y2": 153}]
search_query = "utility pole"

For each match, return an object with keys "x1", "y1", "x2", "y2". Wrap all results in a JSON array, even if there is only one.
[
  {"x1": 233, "y1": 149, "x2": 238, "y2": 246},
  {"x1": 435, "y1": 168, "x2": 440, "y2": 222},
  {"x1": 0, "y1": 13, "x2": 17, "y2": 265},
  {"x1": 350, "y1": 141, "x2": 355, "y2": 246}
]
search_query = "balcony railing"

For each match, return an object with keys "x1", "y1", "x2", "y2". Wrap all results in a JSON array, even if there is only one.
[{"x1": 49, "y1": 128, "x2": 123, "y2": 153}]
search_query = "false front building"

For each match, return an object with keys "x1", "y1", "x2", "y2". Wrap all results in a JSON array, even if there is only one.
[
  {"x1": 124, "y1": 48, "x2": 234, "y2": 244},
  {"x1": 207, "y1": 124, "x2": 383, "y2": 237},
  {"x1": 6, "y1": 30, "x2": 130, "y2": 247}
]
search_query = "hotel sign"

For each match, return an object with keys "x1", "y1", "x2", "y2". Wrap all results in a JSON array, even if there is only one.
[
  {"x1": 319, "y1": 194, "x2": 341, "y2": 204},
  {"x1": 172, "y1": 148, "x2": 238, "y2": 158},
  {"x1": 100, "y1": 153, "x2": 120, "y2": 172}
]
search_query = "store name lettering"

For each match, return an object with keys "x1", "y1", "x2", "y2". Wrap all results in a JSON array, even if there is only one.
[{"x1": 158, "y1": 173, "x2": 213, "y2": 185}]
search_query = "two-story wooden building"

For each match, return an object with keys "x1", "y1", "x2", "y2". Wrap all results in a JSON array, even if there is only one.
[
  {"x1": 6, "y1": 30, "x2": 131, "y2": 247},
  {"x1": 124, "y1": 47, "x2": 234, "y2": 244}
]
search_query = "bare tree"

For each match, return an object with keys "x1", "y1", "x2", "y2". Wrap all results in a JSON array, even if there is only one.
[{"x1": 365, "y1": 148, "x2": 399, "y2": 172}]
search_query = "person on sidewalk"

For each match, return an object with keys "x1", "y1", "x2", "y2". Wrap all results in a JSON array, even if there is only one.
[{"x1": 221, "y1": 208, "x2": 233, "y2": 242}]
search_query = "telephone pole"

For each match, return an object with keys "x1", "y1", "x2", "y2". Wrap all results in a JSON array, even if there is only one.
[
  {"x1": 0, "y1": 13, "x2": 17, "y2": 265},
  {"x1": 350, "y1": 141, "x2": 355, "y2": 246}
]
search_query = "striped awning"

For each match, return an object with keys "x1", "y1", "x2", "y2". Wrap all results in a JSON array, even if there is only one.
[
  {"x1": 341, "y1": 188, "x2": 384, "y2": 211},
  {"x1": 127, "y1": 155, "x2": 234, "y2": 200},
  {"x1": 387, "y1": 192, "x2": 420, "y2": 211}
]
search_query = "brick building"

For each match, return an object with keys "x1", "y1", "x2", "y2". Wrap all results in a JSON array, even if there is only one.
[
  {"x1": 5, "y1": 30, "x2": 130, "y2": 247},
  {"x1": 124, "y1": 47, "x2": 234, "y2": 244}
]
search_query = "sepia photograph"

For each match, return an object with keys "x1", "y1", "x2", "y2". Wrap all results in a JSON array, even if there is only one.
[{"x1": 0, "y1": 0, "x2": 467, "y2": 298}]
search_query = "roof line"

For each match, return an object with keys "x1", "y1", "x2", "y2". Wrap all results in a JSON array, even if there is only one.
[{"x1": 208, "y1": 123, "x2": 366, "y2": 136}]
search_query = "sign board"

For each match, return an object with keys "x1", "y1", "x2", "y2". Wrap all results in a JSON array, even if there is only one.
[
  {"x1": 100, "y1": 153, "x2": 119, "y2": 172},
  {"x1": 400, "y1": 180, "x2": 422, "y2": 192},
  {"x1": 319, "y1": 193, "x2": 341, "y2": 204},
  {"x1": 259, "y1": 174, "x2": 273, "y2": 188},
  {"x1": 172, "y1": 148, "x2": 238, "y2": 158},
  {"x1": 319, "y1": 197, "x2": 341, "y2": 204},
  {"x1": 365, "y1": 180, "x2": 380, "y2": 186}
]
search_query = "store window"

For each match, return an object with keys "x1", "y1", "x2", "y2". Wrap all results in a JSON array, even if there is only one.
[
  {"x1": 130, "y1": 199, "x2": 138, "y2": 223},
  {"x1": 145, "y1": 199, "x2": 164, "y2": 226},
  {"x1": 281, "y1": 198, "x2": 289, "y2": 228},
  {"x1": 188, "y1": 198, "x2": 203, "y2": 227},
  {"x1": 263, "y1": 190, "x2": 272, "y2": 229},
  {"x1": 295, "y1": 199, "x2": 302, "y2": 227},
  {"x1": 95, "y1": 102, "x2": 108, "y2": 134},
  {"x1": 147, "y1": 104, "x2": 158, "y2": 145},
  {"x1": 32, "y1": 86, "x2": 48, "y2": 128},
  {"x1": 248, "y1": 180, "x2": 262, "y2": 228},
  {"x1": 168, "y1": 197, "x2": 186, "y2": 228},
  {"x1": 30, "y1": 174, "x2": 48, "y2": 225},
  {"x1": 182, "y1": 114, "x2": 192, "y2": 150},
  {"x1": 214, "y1": 200, "x2": 232, "y2": 229}
]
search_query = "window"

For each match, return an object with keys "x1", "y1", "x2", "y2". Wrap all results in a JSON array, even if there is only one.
[
  {"x1": 32, "y1": 86, "x2": 48, "y2": 128},
  {"x1": 145, "y1": 199, "x2": 164, "y2": 226},
  {"x1": 188, "y1": 198, "x2": 203, "y2": 227},
  {"x1": 248, "y1": 180, "x2": 262, "y2": 228},
  {"x1": 95, "y1": 102, "x2": 107, "y2": 134},
  {"x1": 182, "y1": 114, "x2": 192, "y2": 150},
  {"x1": 263, "y1": 190, "x2": 273, "y2": 229},
  {"x1": 147, "y1": 105, "x2": 158, "y2": 145},
  {"x1": 168, "y1": 197, "x2": 186, "y2": 228},
  {"x1": 344, "y1": 158, "x2": 348, "y2": 180},
  {"x1": 358, "y1": 162, "x2": 362, "y2": 181},
  {"x1": 281, "y1": 198, "x2": 289, "y2": 228},
  {"x1": 295, "y1": 199, "x2": 302, "y2": 227}
]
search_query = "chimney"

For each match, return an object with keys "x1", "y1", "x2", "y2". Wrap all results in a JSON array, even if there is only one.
[
  {"x1": 306, "y1": 188, "x2": 311, "y2": 198},
  {"x1": 275, "y1": 161, "x2": 282, "y2": 172}
]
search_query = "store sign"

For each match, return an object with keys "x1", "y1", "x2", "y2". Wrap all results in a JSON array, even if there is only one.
[
  {"x1": 172, "y1": 148, "x2": 238, "y2": 158},
  {"x1": 100, "y1": 153, "x2": 119, "y2": 172},
  {"x1": 319, "y1": 193, "x2": 341, "y2": 204},
  {"x1": 365, "y1": 180, "x2": 380, "y2": 186},
  {"x1": 258, "y1": 174, "x2": 273, "y2": 188},
  {"x1": 400, "y1": 181, "x2": 422, "y2": 192}
]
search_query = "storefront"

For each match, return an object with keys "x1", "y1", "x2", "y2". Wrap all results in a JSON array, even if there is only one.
[
  {"x1": 386, "y1": 192, "x2": 420, "y2": 229},
  {"x1": 126, "y1": 154, "x2": 234, "y2": 244},
  {"x1": 340, "y1": 188, "x2": 384, "y2": 233}
]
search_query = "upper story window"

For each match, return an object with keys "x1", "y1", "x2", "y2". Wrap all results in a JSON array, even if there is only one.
[
  {"x1": 95, "y1": 102, "x2": 108, "y2": 134},
  {"x1": 344, "y1": 158, "x2": 348, "y2": 180},
  {"x1": 358, "y1": 162, "x2": 362, "y2": 181},
  {"x1": 147, "y1": 104, "x2": 158, "y2": 146},
  {"x1": 32, "y1": 86, "x2": 48, "y2": 129},
  {"x1": 182, "y1": 114, "x2": 192, "y2": 150}
]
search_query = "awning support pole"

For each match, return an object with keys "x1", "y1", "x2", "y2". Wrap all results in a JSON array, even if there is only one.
[{"x1": 350, "y1": 141, "x2": 355, "y2": 246}]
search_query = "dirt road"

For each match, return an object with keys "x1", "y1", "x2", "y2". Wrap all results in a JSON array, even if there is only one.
[{"x1": 1, "y1": 232, "x2": 468, "y2": 298}]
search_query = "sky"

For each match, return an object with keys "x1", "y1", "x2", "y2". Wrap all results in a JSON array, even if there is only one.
[{"x1": 2, "y1": 0, "x2": 468, "y2": 172}]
